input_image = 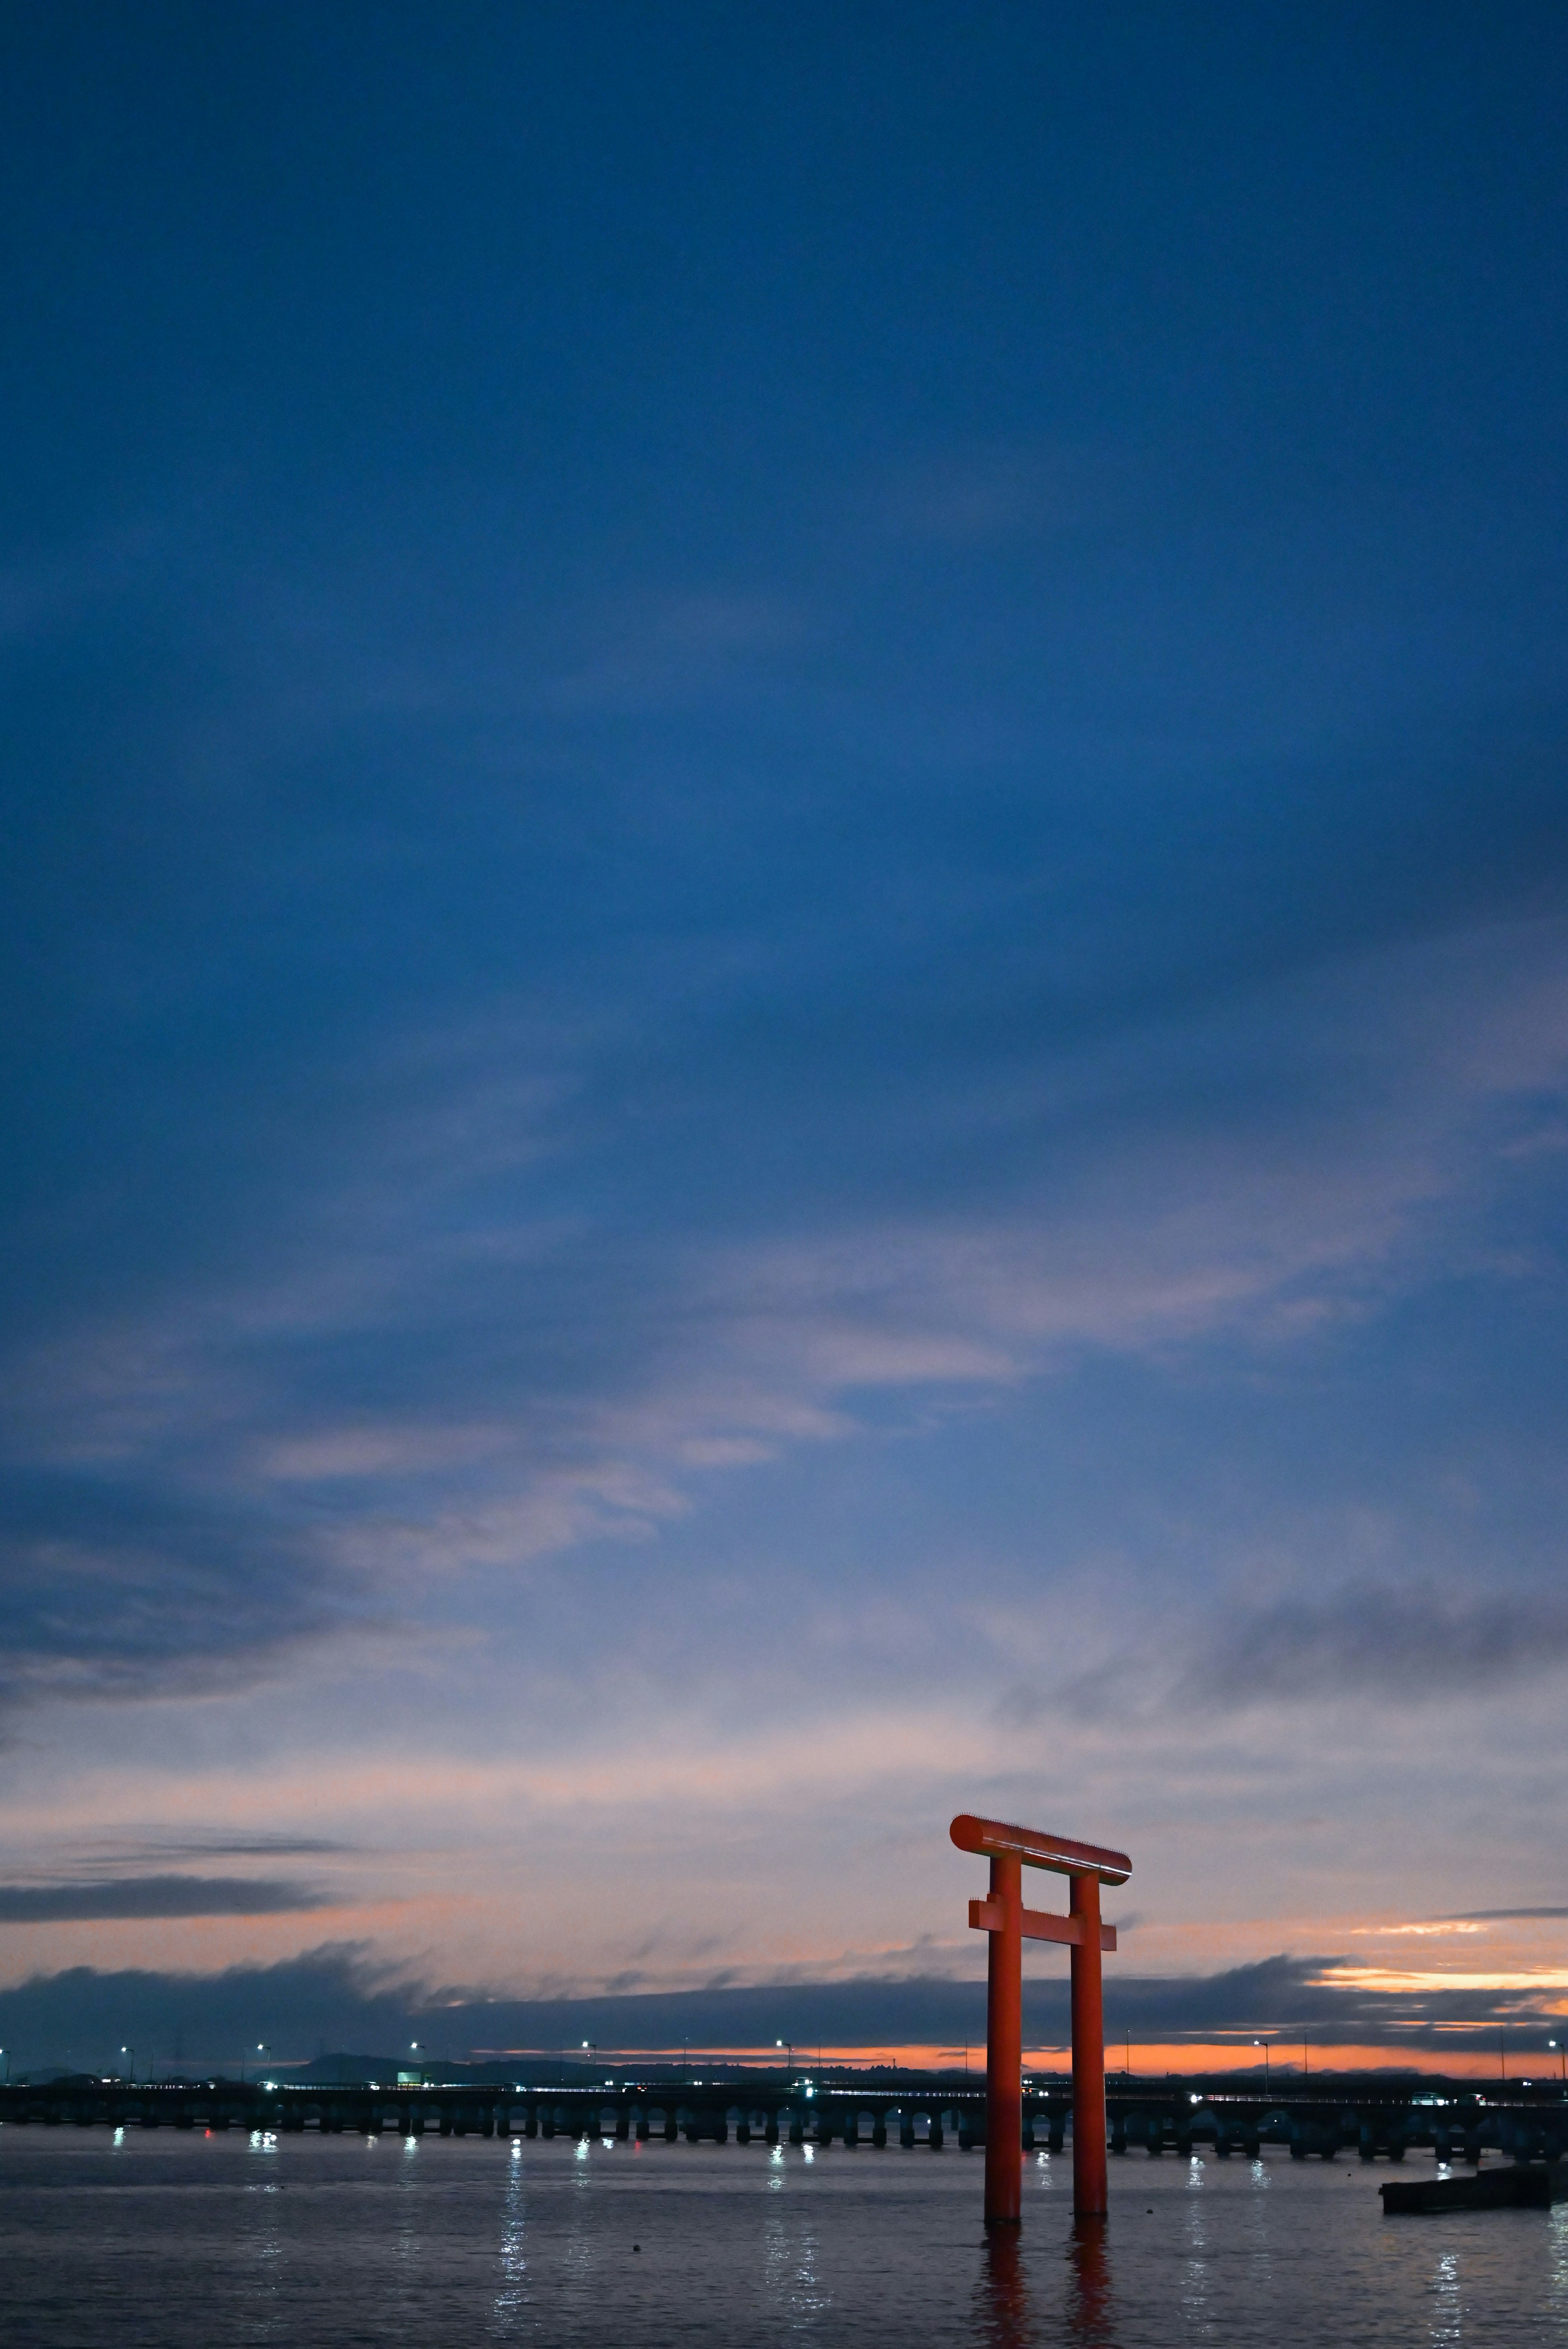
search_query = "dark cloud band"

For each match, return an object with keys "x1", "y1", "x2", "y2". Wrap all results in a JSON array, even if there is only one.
[
  {"x1": 0, "y1": 1877, "x2": 329, "y2": 1922},
  {"x1": 0, "y1": 1947, "x2": 1560, "y2": 2075}
]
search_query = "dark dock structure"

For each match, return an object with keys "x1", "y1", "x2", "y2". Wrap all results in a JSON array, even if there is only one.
[{"x1": 5, "y1": 2070, "x2": 1566, "y2": 2168}]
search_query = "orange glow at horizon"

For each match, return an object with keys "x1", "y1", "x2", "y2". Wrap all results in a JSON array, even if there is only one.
[{"x1": 454, "y1": 2039, "x2": 1565, "y2": 2081}]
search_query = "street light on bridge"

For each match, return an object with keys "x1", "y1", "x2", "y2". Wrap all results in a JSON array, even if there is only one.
[{"x1": 775, "y1": 2040, "x2": 815, "y2": 2096}]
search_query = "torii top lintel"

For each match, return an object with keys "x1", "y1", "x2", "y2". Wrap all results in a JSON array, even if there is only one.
[{"x1": 949, "y1": 1813, "x2": 1131, "y2": 1886}]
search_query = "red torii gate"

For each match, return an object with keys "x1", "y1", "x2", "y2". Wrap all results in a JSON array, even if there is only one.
[{"x1": 951, "y1": 1812, "x2": 1131, "y2": 2226}]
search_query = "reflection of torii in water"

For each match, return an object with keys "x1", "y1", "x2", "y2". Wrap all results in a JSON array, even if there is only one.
[{"x1": 951, "y1": 1813, "x2": 1131, "y2": 2226}]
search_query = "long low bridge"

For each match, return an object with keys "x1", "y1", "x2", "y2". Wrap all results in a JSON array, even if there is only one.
[{"x1": 5, "y1": 2073, "x2": 1565, "y2": 2164}]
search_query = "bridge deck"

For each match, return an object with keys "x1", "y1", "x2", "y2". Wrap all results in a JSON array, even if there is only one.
[{"x1": 3, "y1": 2073, "x2": 1562, "y2": 2164}]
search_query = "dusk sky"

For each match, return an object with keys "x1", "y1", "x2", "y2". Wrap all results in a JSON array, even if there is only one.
[{"x1": 3, "y1": 6, "x2": 1567, "y2": 2075}]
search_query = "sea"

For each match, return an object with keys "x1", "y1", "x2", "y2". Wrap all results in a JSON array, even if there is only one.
[{"x1": 3, "y1": 2127, "x2": 1567, "y2": 2347}]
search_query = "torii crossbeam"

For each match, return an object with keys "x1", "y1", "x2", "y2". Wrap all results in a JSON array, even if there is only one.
[{"x1": 951, "y1": 1812, "x2": 1131, "y2": 2226}]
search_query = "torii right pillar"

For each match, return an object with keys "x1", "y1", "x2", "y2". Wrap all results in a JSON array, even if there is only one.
[{"x1": 951, "y1": 1813, "x2": 1131, "y2": 2227}]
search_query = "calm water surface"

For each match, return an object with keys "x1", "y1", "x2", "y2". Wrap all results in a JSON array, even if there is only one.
[{"x1": 4, "y1": 2129, "x2": 1568, "y2": 2346}]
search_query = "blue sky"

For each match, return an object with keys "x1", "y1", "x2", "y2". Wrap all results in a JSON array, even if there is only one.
[{"x1": 2, "y1": 5, "x2": 1567, "y2": 2070}]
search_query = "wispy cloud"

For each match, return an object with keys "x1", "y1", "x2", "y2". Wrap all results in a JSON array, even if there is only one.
[
  {"x1": 117, "y1": 1841, "x2": 352, "y2": 1863},
  {"x1": 1352, "y1": 1921, "x2": 1492, "y2": 1937},
  {"x1": 1184, "y1": 1581, "x2": 1568, "y2": 1708},
  {"x1": 1458, "y1": 1908, "x2": 1568, "y2": 1922},
  {"x1": 0, "y1": 519, "x2": 172, "y2": 647},
  {"x1": 2, "y1": 907, "x2": 1566, "y2": 1722}
]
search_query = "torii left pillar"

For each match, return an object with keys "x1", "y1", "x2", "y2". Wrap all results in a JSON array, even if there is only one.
[{"x1": 951, "y1": 1813, "x2": 1131, "y2": 2227}]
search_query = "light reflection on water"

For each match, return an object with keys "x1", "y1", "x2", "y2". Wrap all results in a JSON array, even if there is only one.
[
  {"x1": 1181, "y1": 2154, "x2": 1214, "y2": 2346},
  {"x1": 492, "y1": 2137, "x2": 528, "y2": 2336},
  {"x1": 1430, "y1": 2246, "x2": 1461, "y2": 2345},
  {"x1": 2, "y1": 2131, "x2": 1566, "y2": 2348},
  {"x1": 1550, "y1": 2208, "x2": 1568, "y2": 2333}
]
